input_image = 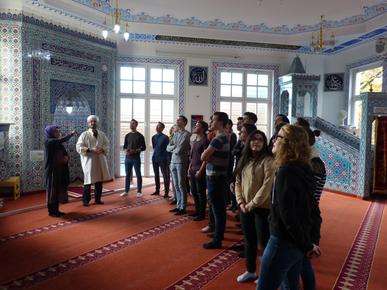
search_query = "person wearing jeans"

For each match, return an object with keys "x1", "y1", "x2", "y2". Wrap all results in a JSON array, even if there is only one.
[
  {"x1": 201, "y1": 112, "x2": 230, "y2": 249},
  {"x1": 256, "y1": 125, "x2": 322, "y2": 290},
  {"x1": 121, "y1": 119, "x2": 146, "y2": 197},
  {"x1": 167, "y1": 116, "x2": 191, "y2": 215},
  {"x1": 151, "y1": 122, "x2": 170, "y2": 198}
]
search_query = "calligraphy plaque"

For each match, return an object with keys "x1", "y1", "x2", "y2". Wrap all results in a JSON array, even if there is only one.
[
  {"x1": 324, "y1": 73, "x2": 344, "y2": 92},
  {"x1": 189, "y1": 66, "x2": 208, "y2": 86}
]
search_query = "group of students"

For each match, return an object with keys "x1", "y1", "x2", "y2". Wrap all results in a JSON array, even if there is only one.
[
  {"x1": 44, "y1": 111, "x2": 325, "y2": 290},
  {"x1": 120, "y1": 110, "x2": 325, "y2": 289}
]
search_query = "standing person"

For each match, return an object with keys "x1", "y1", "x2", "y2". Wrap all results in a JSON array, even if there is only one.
[
  {"x1": 188, "y1": 120, "x2": 209, "y2": 221},
  {"x1": 151, "y1": 122, "x2": 170, "y2": 198},
  {"x1": 234, "y1": 130, "x2": 275, "y2": 282},
  {"x1": 268, "y1": 114, "x2": 290, "y2": 150},
  {"x1": 44, "y1": 125, "x2": 76, "y2": 217},
  {"x1": 225, "y1": 119, "x2": 238, "y2": 211},
  {"x1": 76, "y1": 115, "x2": 111, "y2": 206},
  {"x1": 256, "y1": 124, "x2": 322, "y2": 290},
  {"x1": 230, "y1": 123, "x2": 257, "y2": 205},
  {"x1": 243, "y1": 112, "x2": 258, "y2": 125},
  {"x1": 167, "y1": 116, "x2": 191, "y2": 215},
  {"x1": 121, "y1": 119, "x2": 146, "y2": 198},
  {"x1": 294, "y1": 117, "x2": 326, "y2": 290},
  {"x1": 236, "y1": 116, "x2": 244, "y2": 132},
  {"x1": 201, "y1": 112, "x2": 230, "y2": 249},
  {"x1": 168, "y1": 125, "x2": 177, "y2": 205},
  {"x1": 231, "y1": 116, "x2": 245, "y2": 172},
  {"x1": 201, "y1": 117, "x2": 216, "y2": 234}
]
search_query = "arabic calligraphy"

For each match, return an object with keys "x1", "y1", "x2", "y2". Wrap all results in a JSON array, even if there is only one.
[{"x1": 189, "y1": 66, "x2": 208, "y2": 86}]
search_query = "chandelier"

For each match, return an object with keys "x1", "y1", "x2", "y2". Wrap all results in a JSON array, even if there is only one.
[
  {"x1": 101, "y1": 0, "x2": 130, "y2": 41},
  {"x1": 310, "y1": 15, "x2": 335, "y2": 52}
]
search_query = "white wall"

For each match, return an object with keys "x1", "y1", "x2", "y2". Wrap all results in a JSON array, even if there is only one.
[
  {"x1": 117, "y1": 39, "x2": 379, "y2": 128},
  {"x1": 322, "y1": 41, "x2": 377, "y2": 125}
]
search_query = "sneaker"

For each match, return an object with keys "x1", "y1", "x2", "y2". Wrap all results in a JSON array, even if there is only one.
[
  {"x1": 237, "y1": 271, "x2": 257, "y2": 283},
  {"x1": 151, "y1": 191, "x2": 160, "y2": 196},
  {"x1": 136, "y1": 192, "x2": 142, "y2": 197},
  {"x1": 120, "y1": 192, "x2": 128, "y2": 197},
  {"x1": 201, "y1": 225, "x2": 214, "y2": 233}
]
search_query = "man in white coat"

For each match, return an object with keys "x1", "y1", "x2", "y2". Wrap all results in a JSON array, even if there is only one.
[{"x1": 76, "y1": 115, "x2": 111, "y2": 206}]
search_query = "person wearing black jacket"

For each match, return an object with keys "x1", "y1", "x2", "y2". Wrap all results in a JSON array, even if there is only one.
[
  {"x1": 122, "y1": 119, "x2": 146, "y2": 197},
  {"x1": 257, "y1": 124, "x2": 322, "y2": 290},
  {"x1": 44, "y1": 125, "x2": 76, "y2": 217}
]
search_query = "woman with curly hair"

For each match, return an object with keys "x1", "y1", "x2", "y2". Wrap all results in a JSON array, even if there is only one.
[{"x1": 256, "y1": 124, "x2": 322, "y2": 290}]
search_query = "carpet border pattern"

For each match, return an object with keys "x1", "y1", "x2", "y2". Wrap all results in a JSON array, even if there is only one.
[
  {"x1": 165, "y1": 241, "x2": 243, "y2": 290},
  {"x1": 0, "y1": 196, "x2": 163, "y2": 245},
  {"x1": 0, "y1": 216, "x2": 190, "y2": 289},
  {"x1": 333, "y1": 199, "x2": 385, "y2": 290}
]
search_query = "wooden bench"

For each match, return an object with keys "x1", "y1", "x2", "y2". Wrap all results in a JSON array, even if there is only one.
[{"x1": 0, "y1": 176, "x2": 20, "y2": 200}]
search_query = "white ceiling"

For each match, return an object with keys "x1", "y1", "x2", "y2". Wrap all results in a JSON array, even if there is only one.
[
  {"x1": 120, "y1": 0, "x2": 383, "y2": 27},
  {"x1": 5, "y1": 0, "x2": 387, "y2": 52}
]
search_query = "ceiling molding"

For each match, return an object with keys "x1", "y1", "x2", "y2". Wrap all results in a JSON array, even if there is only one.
[
  {"x1": 72, "y1": 0, "x2": 387, "y2": 35},
  {"x1": 0, "y1": 12, "x2": 116, "y2": 48}
]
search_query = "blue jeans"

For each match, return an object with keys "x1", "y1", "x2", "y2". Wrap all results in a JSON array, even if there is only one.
[
  {"x1": 206, "y1": 175, "x2": 227, "y2": 242},
  {"x1": 152, "y1": 159, "x2": 170, "y2": 194},
  {"x1": 125, "y1": 157, "x2": 142, "y2": 193},
  {"x1": 256, "y1": 235, "x2": 304, "y2": 290},
  {"x1": 170, "y1": 163, "x2": 188, "y2": 210},
  {"x1": 300, "y1": 256, "x2": 316, "y2": 290}
]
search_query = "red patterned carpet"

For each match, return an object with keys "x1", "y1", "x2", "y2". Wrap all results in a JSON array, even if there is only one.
[{"x1": 0, "y1": 182, "x2": 386, "y2": 290}]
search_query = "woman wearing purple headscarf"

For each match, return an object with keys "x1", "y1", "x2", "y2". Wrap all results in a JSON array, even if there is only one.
[{"x1": 44, "y1": 125, "x2": 76, "y2": 217}]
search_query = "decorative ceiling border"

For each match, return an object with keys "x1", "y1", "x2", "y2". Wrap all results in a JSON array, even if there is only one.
[
  {"x1": 72, "y1": 0, "x2": 387, "y2": 35},
  {"x1": 123, "y1": 29, "x2": 387, "y2": 56},
  {"x1": 0, "y1": 12, "x2": 116, "y2": 48},
  {"x1": 321, "y1": 25, "x2": 387, "y2": 54},
  {"x1": 11, "y1": 2, "x2": 387, "y2": 55},
  {"x1": 124, "y1": 33, "x2": 307, "y2": 55}
]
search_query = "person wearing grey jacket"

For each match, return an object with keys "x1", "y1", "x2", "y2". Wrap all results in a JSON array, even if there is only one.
[{"x1": 167, "y1": 115, "x2": 191, "y2": 215}]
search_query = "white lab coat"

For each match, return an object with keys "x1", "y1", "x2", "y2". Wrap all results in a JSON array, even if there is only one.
[{"x1": 76, "y1": 129, "x2": 111, "y2": 185}]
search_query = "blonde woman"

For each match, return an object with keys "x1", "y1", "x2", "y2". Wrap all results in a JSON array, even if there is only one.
[
  {"x1": 235, "y1": 130, "x2": 275, "y2": 283},
  {"x1": 256, "y1": 124, "x2": 322, "y2": 290}
]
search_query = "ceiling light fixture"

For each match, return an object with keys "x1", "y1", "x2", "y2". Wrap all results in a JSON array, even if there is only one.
[
  {"x1": 101, "y1": 0, "x2": 130, "y2": 41},
  {"x1": 310, "y1": 15, "x2": 335, "y2": 52}
]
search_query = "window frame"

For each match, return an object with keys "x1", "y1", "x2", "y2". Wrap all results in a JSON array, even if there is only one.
[
  {"x1": 218, "y1": 68, "x2": 273, "y2": 135},
  {"x1": 348, "y1": 61, "x2": 383, "y2": 127},
  {"x1": 117, "y1": 63, "x2": 179, "y2": 177}
]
